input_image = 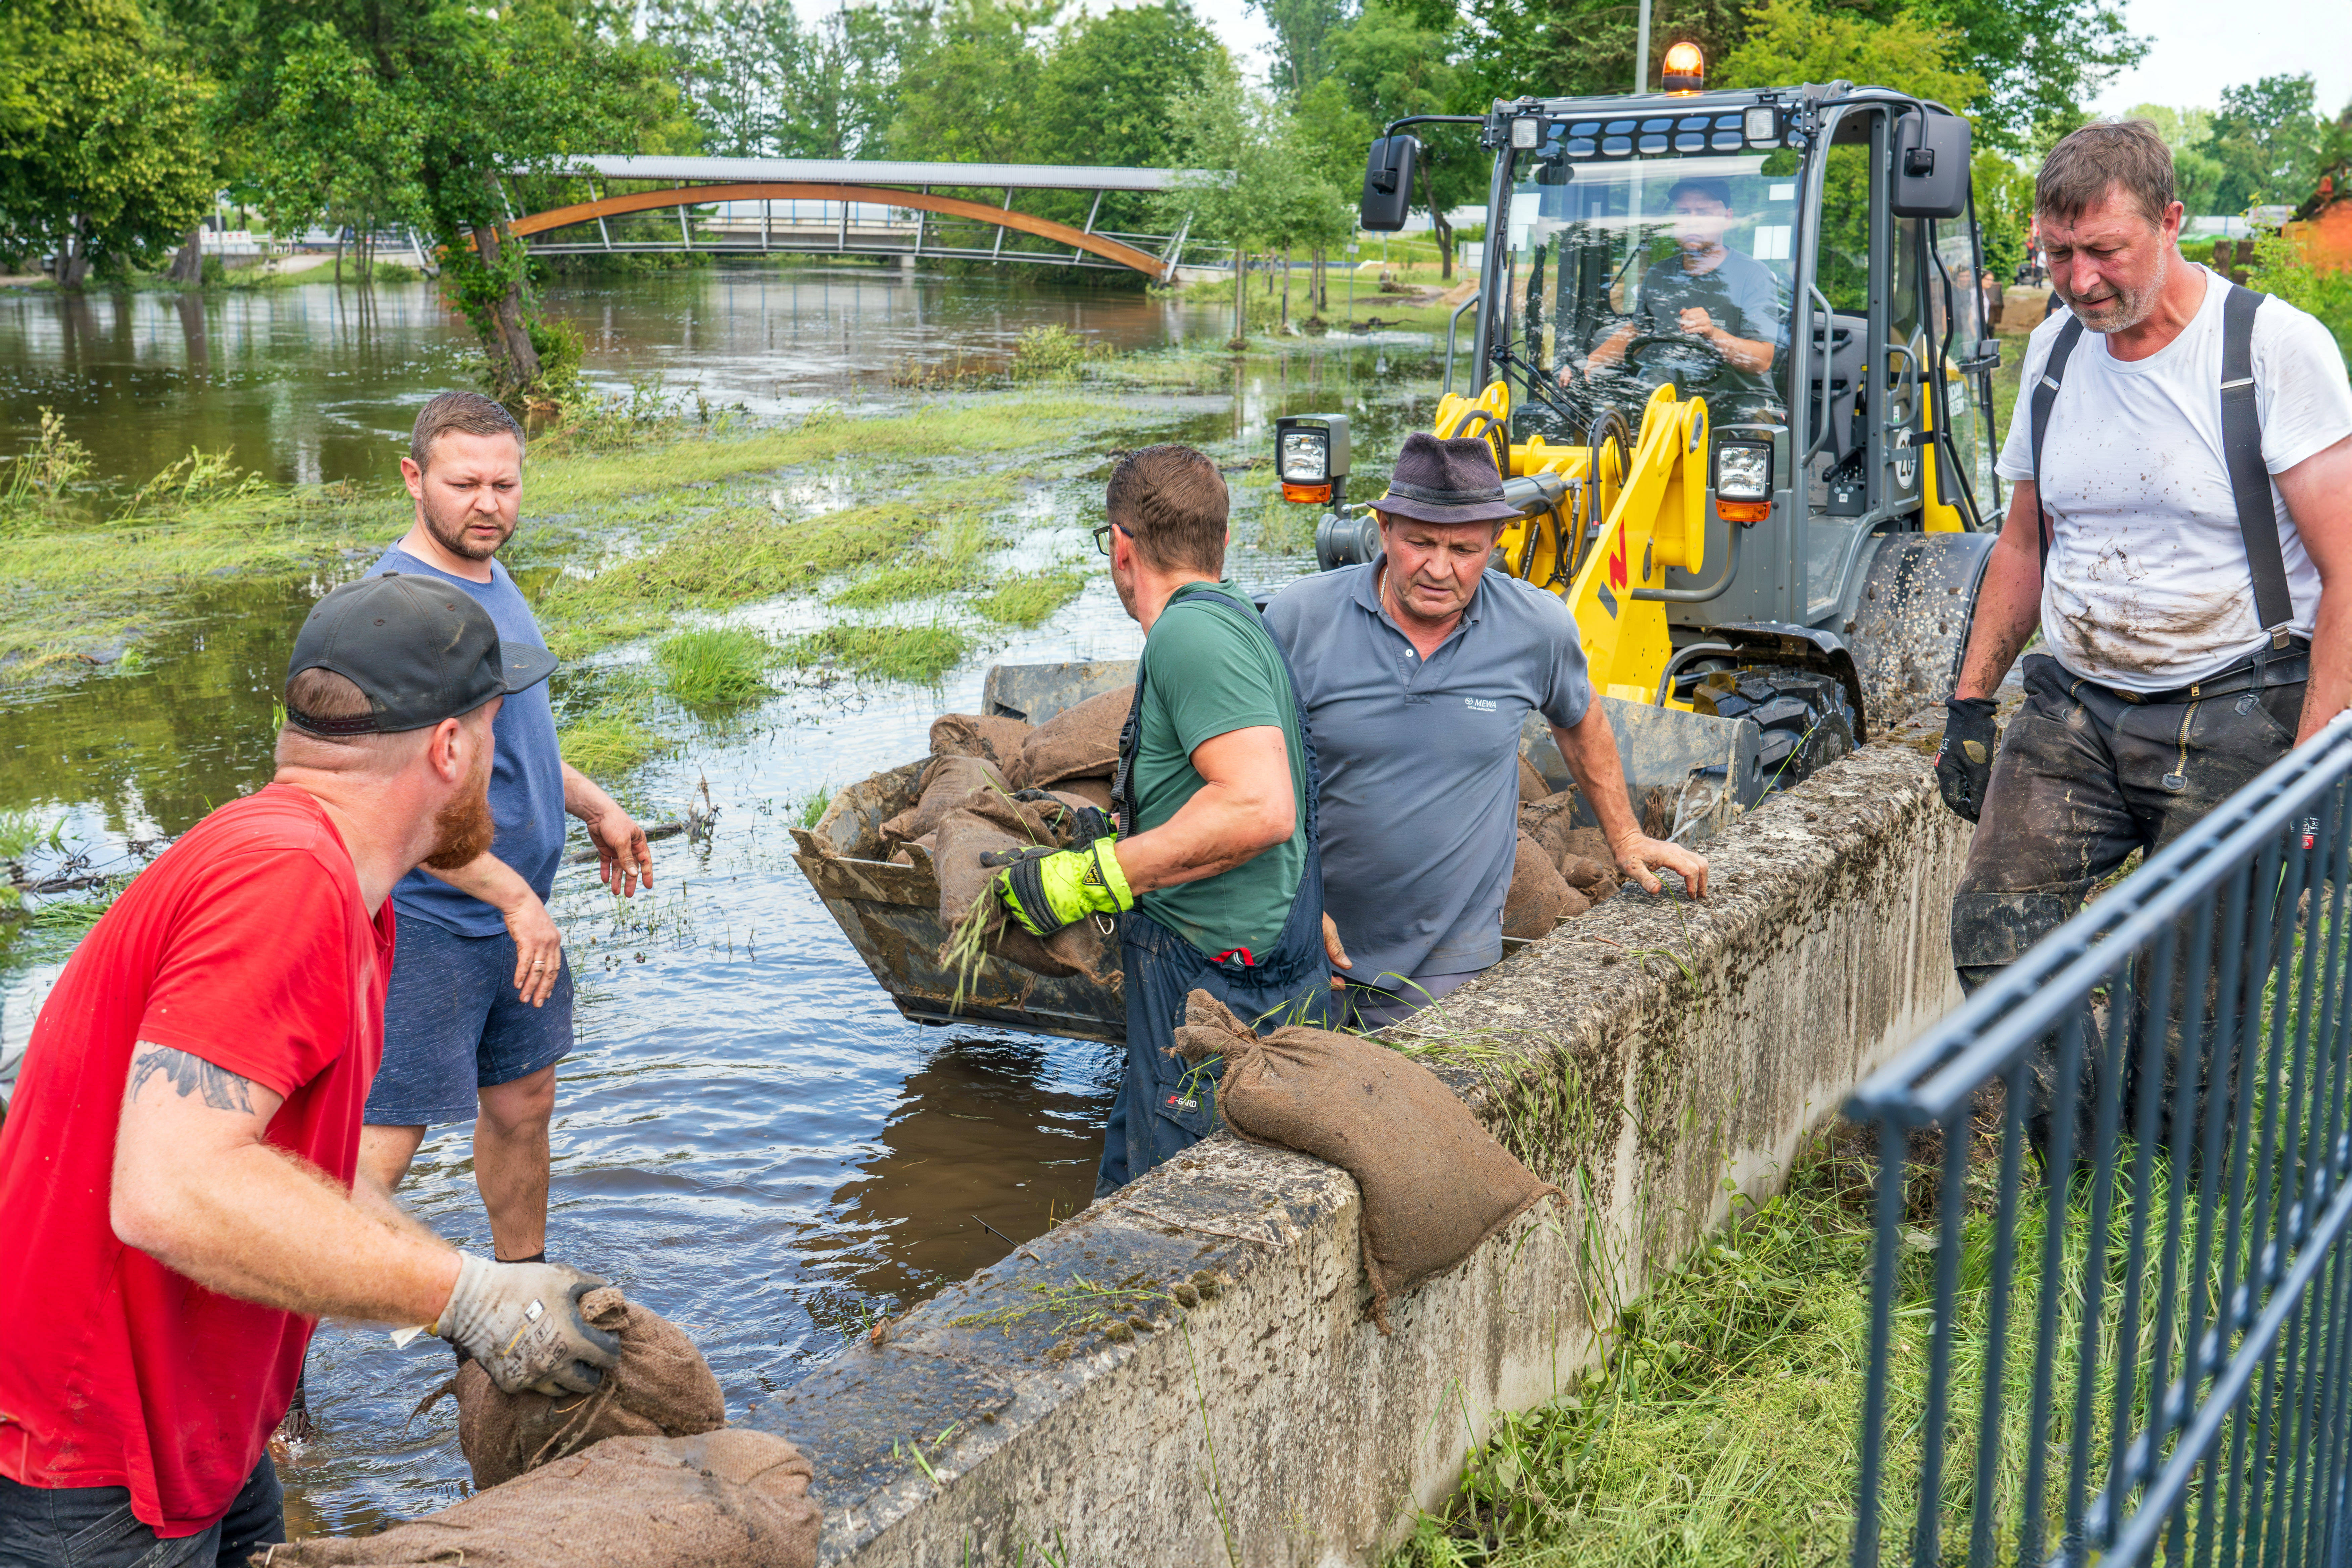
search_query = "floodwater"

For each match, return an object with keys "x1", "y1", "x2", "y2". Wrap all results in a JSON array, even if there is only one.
[
  {"x1": 0, "y1": 265, "x2": 1230, "y2": 486},
  {"x1": 0, "y1": 264, "x2": 1442, "y2": 1535}
]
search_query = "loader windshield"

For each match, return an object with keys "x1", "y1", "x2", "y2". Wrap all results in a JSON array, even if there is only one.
[{"x1": 1495, "y1": 142, "x2": 1797, "y2": 440}]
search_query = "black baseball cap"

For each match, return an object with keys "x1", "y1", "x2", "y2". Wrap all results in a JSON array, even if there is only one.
[{"x1": 286, "y1": 574, "x2": 558, "y2": 735}]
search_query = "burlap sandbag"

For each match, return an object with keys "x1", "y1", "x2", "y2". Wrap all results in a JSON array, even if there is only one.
[
  {"x1": 1055, "y1": 775, "x2": 1114, "y2": 812},
  {"x1": 1169, "y1": 991, "x2": 1557, "y2": 1333},
  {"x1": 930, "y1": 713, "x2": 1032, "y2": 777},
  {"x1": 453, "y1": 1287, "x2": 724, "y2": 1490},
  {"x1": 1018, "y1": 688, "x2": 1129, "y2": 789},
  {"x1": 1516, "y1": 756, "x2": 1548, "y2": 804},
  {"x1": 259, "y1": 1428, "x2": 819, "y2": 1568},
  {"x1": 879, "y1": 756, "x2": 1007, "y2": 852},
  {"x1": 886, "y1": 831, "x2": 937, "y2": 869},
  {"x1": 1504, "y1": 834, "x2": 1585, "y2": 938},
  {"x1": 1560, "y1": 852, "x2": 1619, "y2": 903},
  {"x1": 933, "y1": 791, "x2": 1116, "y2": 983}
]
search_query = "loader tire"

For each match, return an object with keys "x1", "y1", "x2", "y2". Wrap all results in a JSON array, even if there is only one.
[{"x1": 1701, "y1": 666, "x2": 1857, "y2": 792}]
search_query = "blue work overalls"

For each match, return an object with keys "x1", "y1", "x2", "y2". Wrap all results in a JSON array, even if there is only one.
[{"x1": 1094, "y1": 586, "x2": 1331, "y2": 1197}]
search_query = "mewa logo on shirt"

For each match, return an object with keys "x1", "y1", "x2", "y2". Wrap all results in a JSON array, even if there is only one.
[{"x1": 1463, "y1": 697, "x2": 1498, "y2": 713}]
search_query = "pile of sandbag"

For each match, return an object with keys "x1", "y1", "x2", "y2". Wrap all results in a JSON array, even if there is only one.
[
  {"x1": 265, "y1": 1289, "x2": 820, "y2": 1568},
  {"x1": 870, "y1": 695, "x2": 1131, "y2": 986},
  {"x1": 1170, "y1": 990, "x2": 1558, "y2": 1332},
  {"x1": 1504, "y1": 788, "x2": 1624, "y2": 939}
]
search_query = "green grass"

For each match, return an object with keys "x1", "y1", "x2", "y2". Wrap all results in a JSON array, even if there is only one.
[
  {"x1": 652, "y1": 625, "x2": 776, "y2": 705},
  {"x1": 826, "y1": 505, "x2": 998, "y2": 609},
  {"x1": 559, "y1": 709, "x2": 665, "y2": 775},
  {"x1": 1391, "y1": 1133, "x2": 2215, "y2": 1568},
  {"x1": 781, "y1": 623, "x2": 973, "y2": 684},
  {"x1": 971, "y1": 568, "x2": 1088, "y2": 628}
]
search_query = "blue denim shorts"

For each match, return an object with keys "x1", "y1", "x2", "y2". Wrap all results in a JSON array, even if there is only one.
[{"x1": 362, "y1": 910, "x2": 574, "y2": 1127}]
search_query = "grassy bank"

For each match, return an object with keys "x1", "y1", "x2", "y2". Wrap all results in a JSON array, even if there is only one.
[{"x1": 1390, "y1": 1131, "x2": 2206, "y2": 1567}]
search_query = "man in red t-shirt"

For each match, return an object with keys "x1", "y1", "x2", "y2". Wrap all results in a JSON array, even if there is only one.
[{"x1": 0, "y1": 576, "x2": 620, "y2": 1567}]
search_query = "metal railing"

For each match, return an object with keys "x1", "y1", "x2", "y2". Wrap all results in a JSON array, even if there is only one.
[{"x1": 1847, "y1": 710, "x2": 2352, "y2": 1568}]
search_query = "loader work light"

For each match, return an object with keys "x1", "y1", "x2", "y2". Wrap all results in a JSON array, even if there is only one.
[
  {"x1": 1511, "y1": 116, "x2": 1544, "y2": 150},
  {"x1": 1274, "y1": 413, "x2": 1350, "y2": 506},
  {"x1": 1713, "y1": 438, "x2": 1772, "y2": 523},
  {"x1": 1743, "y1": 104, "x2": 1778, "y2": 144},
  {"x1": 1661, "y1": 41, "x2": 1705, "y2": 92}
]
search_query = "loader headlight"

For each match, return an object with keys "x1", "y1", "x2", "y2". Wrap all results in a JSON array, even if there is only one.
[
  {"x1": 1511, "y1": 116, "x2": 1544, "y2": 150},
  {"x1": 1713, "y1": 438, "x2": 1773, "y2": 523},
  {"x1": 1274, "y1": 413, "x2": 1350, "y2": 506},
  {"x1": 1743, "y1": 105, "x2": 1779, "y2": 145}
]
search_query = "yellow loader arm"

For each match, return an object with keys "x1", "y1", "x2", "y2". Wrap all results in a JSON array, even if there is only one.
[{"x1": 1429, "y1": 381, "x2": 1711, "y2": 709}]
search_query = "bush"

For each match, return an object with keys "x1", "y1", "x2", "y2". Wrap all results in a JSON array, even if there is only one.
[
  {"x1": 526, "y1": 315, "x2": 588, "y2": 408},
  {"x1": 1009, "y1": 324, "x2": 1109, "y2": 380},
  {"x1": 2249, "y1": 230, "x2": 2352, "y2": 357}
]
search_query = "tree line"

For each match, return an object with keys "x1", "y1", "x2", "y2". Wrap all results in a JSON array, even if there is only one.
[{"x1": 1, "y1": 0, "x2": 2343, "y2": 401}]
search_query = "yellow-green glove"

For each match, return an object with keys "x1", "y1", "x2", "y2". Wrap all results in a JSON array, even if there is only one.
[{"x1": 989, "y1": 835, "x2": 1133, "y2": 937}]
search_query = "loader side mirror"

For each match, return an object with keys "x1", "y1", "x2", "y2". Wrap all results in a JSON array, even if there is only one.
[
  {"x1": 1361, "y1": 136, "x2": 1421, "y2": 232},
  {"x1": 1891, "y1": 110, "x2": 1969, "y2": 219}
]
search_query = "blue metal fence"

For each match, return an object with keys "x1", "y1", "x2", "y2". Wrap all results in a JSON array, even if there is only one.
[{"x1": 1846, "y1": 712, "x2": 2352, "y2": 1567}]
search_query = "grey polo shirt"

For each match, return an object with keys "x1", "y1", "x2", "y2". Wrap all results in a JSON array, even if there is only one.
[{"x1": 1264, "y1": 558, "x2": 1592, "y2": 990}]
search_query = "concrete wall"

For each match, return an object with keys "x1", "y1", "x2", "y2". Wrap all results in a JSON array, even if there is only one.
[{"x1": 747, "y1": 714, "x2": 1971, "y2": 1566}]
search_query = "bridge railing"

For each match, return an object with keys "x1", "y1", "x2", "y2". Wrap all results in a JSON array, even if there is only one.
[{"x1": 1845, "y1": 711, "x2": 2352, "y2": 1567}]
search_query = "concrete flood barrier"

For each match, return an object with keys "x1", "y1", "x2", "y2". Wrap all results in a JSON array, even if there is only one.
[{"x1": 746, "y1": 711, "x2": 1972, "y2": 1565}]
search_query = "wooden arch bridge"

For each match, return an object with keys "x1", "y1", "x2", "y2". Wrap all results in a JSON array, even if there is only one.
[{"x1": 494, "y1": 157, "x2": 1215, "y2": 280}]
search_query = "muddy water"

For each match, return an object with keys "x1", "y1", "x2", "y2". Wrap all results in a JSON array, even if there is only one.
[
  {"x1": 0, "y1": 267, "x2": 1223, "y2": 486},
  {"x1": 0, "y1": 309, "x2": 1444, "y2": 1534}
]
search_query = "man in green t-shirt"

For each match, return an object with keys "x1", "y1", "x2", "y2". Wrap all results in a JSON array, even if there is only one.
[{"x1": 992, "y1": 444, "x2": 1332, "y2": 1194}]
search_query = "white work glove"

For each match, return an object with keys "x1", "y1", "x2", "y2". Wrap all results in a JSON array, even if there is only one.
[{"x1": 432, "y1": 1254, "x2": 622, "y2": 1396}]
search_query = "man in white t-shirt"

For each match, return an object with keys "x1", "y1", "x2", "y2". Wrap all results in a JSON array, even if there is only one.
[{"x1": 1934, "y1": 121, "x2": 2352, "y2": 1148}]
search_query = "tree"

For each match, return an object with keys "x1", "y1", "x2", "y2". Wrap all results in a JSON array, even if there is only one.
[
  {"x1": 1250, "y1": 0, "x2": 1350, "y2": 99},
  {"x1": 1027, "y1": 1, "x2": 1226, "y2": 234},
  {"x1": 2202, "y1": 74, "x2": 2323, "y2": 212},
  {"x1": 1718, "y1": 0, "x2": 1986, "y2": 118},
  {"x1": 648, "y1": 0, "x2": 803, "y2": 156},
  {"x1": 886, "y1": 0, "x2": 1051, "y2": 165},
  {"x1": 216, "y1": 0, "x2": 680, "y2": 403},
  {"x1": 2128, "y1": 102, "x2": 2226, "y2": 216},
  {"x1": 777, "y1": 4, "x2": 908, "y2": 158},
  {"x1": 1160, "y1": 71, "x2": 1347, "y2": 340},
  {"x1": 0, "y1": 0, "x2": 215, "y2": 288},
  {"x1": 1320, "y1": 0, "x2": 1480, "y2": 277},
  {"x1": 1920, "y1": 0, "x2": 2145, "y2": 151}
]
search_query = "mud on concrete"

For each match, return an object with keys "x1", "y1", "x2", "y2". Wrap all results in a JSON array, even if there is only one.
[{"x1": 746, "y1": 706, "x2": 1974, "y2": 1566}]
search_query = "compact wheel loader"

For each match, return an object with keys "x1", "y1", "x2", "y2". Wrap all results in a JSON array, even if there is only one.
[{"x1": 1274, "y1": 66, "x2": 2004, "y2": 839}]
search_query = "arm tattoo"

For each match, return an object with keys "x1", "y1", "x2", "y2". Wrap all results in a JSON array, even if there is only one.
[{"x1": 128, "y1": 1043, "x2": 255, "y2": 1113}]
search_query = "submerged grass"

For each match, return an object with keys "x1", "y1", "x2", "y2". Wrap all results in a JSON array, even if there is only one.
[
  {"x1": 653, "y1": 626, "x2": 776, "y2": 705},
  {"x1": 972, "y1": 569, "x2": 1089, "y2": 629},
  {"x1": 782, "y1": 624, "x2": 972, "y2": 684}
]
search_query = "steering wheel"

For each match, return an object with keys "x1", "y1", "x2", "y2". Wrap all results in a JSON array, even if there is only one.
[{"x1": 1616, "y1": 330, "x2": 1730, "y2": 382}]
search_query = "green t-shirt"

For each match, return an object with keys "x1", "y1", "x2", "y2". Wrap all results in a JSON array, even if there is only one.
[{"x1": 1130, "y1": 581, "x2": 1310, "y2": 959}]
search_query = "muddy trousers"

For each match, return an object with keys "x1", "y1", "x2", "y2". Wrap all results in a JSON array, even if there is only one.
[
  {"x1": 1951, "y1": 653, "x2": 2305, "y2": 1163},
  {"x1": 1095, "y1": 901, "x2": 1332, "y2": 1199}
]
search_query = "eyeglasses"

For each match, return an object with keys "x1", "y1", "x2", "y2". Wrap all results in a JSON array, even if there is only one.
[{"x1": 1090, "y1": 518, "x2": 1133, "y2": 556}]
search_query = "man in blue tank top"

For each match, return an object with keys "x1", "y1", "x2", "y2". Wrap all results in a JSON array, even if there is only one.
[{"x1": 356, "y1": 393, "x2": 651, "y2": 1266}]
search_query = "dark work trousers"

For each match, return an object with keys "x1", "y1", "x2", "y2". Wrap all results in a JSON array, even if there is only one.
[
  {"x1": 1951, "y1": 652, "x2": 2304, "y2": 1162},
  {"x1": 1095, "y1": 588, "x2": 1333, "y2": 1198},
  {"x1": 0, "y1": 1454, "x2": 282, "y2": 1568}
]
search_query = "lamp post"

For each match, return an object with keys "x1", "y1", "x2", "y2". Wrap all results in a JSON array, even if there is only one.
[{"x1": 1634, "y1": 0, "x2": 1650, "y2": 92}]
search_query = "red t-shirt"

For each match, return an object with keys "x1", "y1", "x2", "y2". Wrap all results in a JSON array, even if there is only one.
[{"x1": 0, "y1": 784, "x2": 394, "y2": 1536}]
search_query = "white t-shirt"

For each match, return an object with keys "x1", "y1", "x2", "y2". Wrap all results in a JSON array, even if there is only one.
[{"x1": 1995, "y1": 265, "x2": 2352, "y2": 691}]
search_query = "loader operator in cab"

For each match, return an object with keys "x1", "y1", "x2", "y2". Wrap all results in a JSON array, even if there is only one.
[
  {"x1": 990, "y1": 445, "x2": 1332, "y2": 1195},
  {"x1": 1934, "y1": 120, "x2": 2352, "y2": 1150},
  {"x1": 1561, "y1": 177, "x2": 1786, "y2": 420},
  {"x1": 1267, "y1": 433, "x2": 1709, "y2": 1030}
]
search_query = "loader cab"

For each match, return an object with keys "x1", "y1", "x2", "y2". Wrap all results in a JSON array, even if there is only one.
[{"x1": 1474, "y1": 84, "x2": 1999, "y2": 630}]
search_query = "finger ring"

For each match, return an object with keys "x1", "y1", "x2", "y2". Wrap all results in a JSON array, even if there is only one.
[{"x1": 533, "y1": 961, "x2": 546, "y2": 968}]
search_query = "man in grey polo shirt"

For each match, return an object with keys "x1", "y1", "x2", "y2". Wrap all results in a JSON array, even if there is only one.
[{"x1": 1266, "y1": 432, "x2": 1709, "y2": 1028}]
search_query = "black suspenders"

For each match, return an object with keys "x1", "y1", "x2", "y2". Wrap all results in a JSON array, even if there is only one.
[{"x1": 2027, "y1": 282, "x2": 2295, "y2": 648}]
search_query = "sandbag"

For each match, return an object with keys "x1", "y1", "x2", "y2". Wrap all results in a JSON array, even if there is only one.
[
  {"x1": 934, "y1": 790, "x2": 1115, "y2": 983},
  {"x1": 261, "y1": 1428, "x2": 819, "y2": 1568},
  {"x1": 885, "y1": 831, "x2": 937, "y2": 869},
  {"x1": 930, "y1": 712, "x2": 1032, "y2": 776},
  {"x1": 1055, "y1": 775, "x2": 1114, "y2": 813},
  {"x1": 1516, "y1": 756, "x2": 1548, "y2": 804},
  {"x1": 1560, "y1": 853, "x2": 1619, "y2": 903},
  {"x1": 1169, "y1": 990, "x2": 1556, "y2": 1332},
  {"x1": 454, "y1": 1287, "x2": 724, "y2": 1490},
  {"x1": 1503, "y1": 835, "x2": 1582, "y2": 938},
  {"x1": 1018, "y1": 688, "x2": 1129, "y2": 789},
  {"x1": 878, "y1": 755, "x2": 1007, "y2": 853}
]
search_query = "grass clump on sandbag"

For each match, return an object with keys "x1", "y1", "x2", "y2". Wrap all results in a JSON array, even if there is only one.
[{"x1": 1169, "y1": 990, "x2": 1557, "y2": 1333}]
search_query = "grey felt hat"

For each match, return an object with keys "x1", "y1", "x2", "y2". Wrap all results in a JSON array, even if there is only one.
[{"x1": 1370, "y1": 433, "x2": 1520, "y2": 526}]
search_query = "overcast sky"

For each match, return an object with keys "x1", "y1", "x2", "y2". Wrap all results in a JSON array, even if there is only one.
[{"x1": 1165, "y1": 0, "x2": 2351, "y2": 120}]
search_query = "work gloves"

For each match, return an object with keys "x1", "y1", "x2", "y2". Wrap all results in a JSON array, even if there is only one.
[
  {"x1": 1935, "y1": 697, "x2": 2000, "y2": 824},
  {"x1": 989, "y1": 835, "x2": 1133, "y2": 938},
  {"x1": 434, "y1": 1254, "x2": 622, "y2": 1396}
]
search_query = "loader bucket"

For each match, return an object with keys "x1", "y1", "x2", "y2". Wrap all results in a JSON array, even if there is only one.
[{"x1": 1519, "y1": 696, "x2": 1763, "y2": 847}]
